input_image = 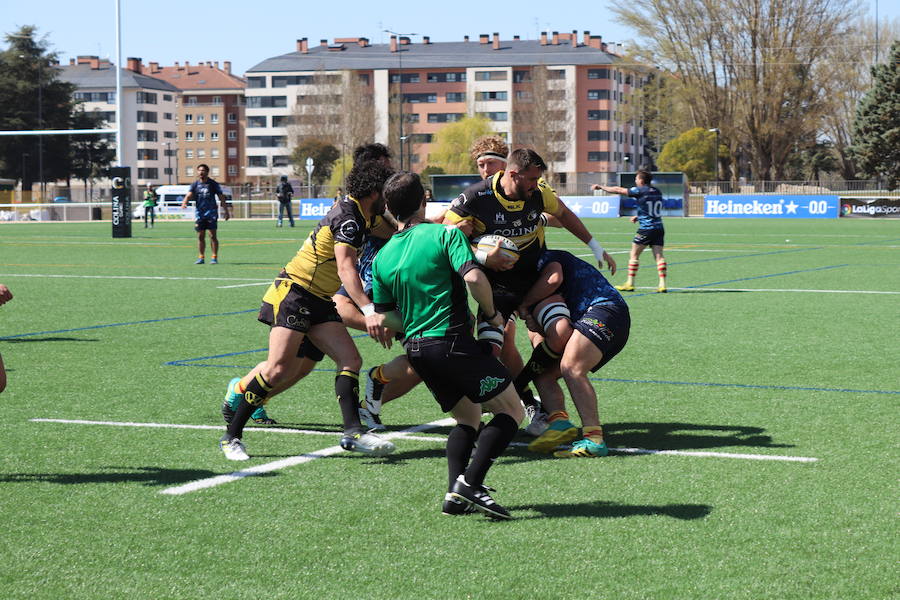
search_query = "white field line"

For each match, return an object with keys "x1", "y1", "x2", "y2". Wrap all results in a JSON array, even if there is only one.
[
  {"x1": 30, "y1": 418, "x2": 819, "y2": 475},
  {"x1": 626, "y1": 285, "x2": 899, "y2": 294},
  {"x1": 217, "y1": 282, "x2": 271, "y2": 289},
  {"x1": 0, "y1": 273, "x2": 267, "y2": 282}
]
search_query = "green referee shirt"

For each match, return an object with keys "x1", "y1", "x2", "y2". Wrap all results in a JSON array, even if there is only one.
[{"x1": 372, "y1": 222, "x2": 481, "y2": 339}]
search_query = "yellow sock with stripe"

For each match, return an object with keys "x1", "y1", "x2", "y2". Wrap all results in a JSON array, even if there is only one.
[
  {"x1": 583, "y1": 425, "x2": 604, "y2": 443},
  {"x1": 548, "y1": 410, "x2": 570, "y2": 424},
  {"x1": 373, "y1": 365, "x2": 390, "y2": 384}
]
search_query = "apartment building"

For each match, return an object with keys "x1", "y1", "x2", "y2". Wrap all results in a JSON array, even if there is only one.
[
  {"x1": 244, "y1": 31, "x2": 646, "y2": 188},
  {"x1": 59, "y1": 56, "x2": 179, "y2": 185},
  {"x1": 142, "y1": 61, "x2": 246, "y2": 183}
]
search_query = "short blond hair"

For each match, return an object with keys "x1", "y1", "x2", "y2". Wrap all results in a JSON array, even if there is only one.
[{"x1": 469, "y1": 135, "x2": 509, "y2": 162}]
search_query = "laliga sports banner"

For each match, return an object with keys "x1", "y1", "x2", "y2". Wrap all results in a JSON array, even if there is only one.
[
  {"x1": 839, "y1": 196, "x2": 900, "y2": 218},
  {"x1": 559, "y1": 195, "x2": 621, "y2": 218},
  {"x1": 705, "y1": 195, "x2": 839, "y2": 218}
]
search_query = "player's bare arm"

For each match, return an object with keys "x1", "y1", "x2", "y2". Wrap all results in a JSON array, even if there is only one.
[
  {"x1": 463, "y1": 268, "x2": 504, "y2": 329},
  {"x1": 180, "y1": 191, "x2": 193, "y2": 209},
  {"x1": 335, "y1": 244, "x2": 393, "y2": 348},
  {"x1": 552, "y1": 202, "x2": 617, "y2": 275},
  {"x1": 592, "y1": 183, "x2": 629, "y2": 195}
]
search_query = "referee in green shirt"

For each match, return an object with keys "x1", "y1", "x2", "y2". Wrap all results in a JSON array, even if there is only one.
[{"x1": 371, "y1": 172, "x2": 524, "y2": 520}]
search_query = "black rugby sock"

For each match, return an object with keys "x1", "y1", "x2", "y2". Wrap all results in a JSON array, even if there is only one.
[
  {"x1": 446, "y1": 424, "x2": 478, "y2": 491},
  {"x1": 514, "y1": 341, "x2": 561, "y2": 394},
  {"x1": 336, "y1": 370, "x2": 364, "y2": 434},
  {"x1": 464, "y1": 413, "x2": 518, "y2": 488}
]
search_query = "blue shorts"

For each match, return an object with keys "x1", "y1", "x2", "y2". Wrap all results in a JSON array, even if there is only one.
[
  {"x1": 572, "y1": 303, "x2": 630, "y2": 372},
  {"x1": 634, "y1": 228, "x2": 664, "y2": 247},
  {"x1": 195, "y1": 217, "x2": 218, "y2": 232}
]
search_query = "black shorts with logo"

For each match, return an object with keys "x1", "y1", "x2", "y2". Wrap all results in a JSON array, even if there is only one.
[
  {"x1": 406, "y1": 335, "x2": 513, "y2": 412},
  {"x1": 572, "y1": 303, "x2": 631, "y2": 372},
  {"x1": 634, "y1": 227, "x2": 664, "y2": 247},
  {"x1": 297, "y1": 337, "x2": 325, "y2": 361},
  {"x1": 257, "y1": 273, "x2": 342, "y2": 333},
  {"x1": 195, "y1": 217, "x2": 218, "y2": 232}
]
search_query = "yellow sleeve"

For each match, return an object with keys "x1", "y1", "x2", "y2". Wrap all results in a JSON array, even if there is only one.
[{"x1": 538, "y1": 177, "x2": 560, "y2": 214}]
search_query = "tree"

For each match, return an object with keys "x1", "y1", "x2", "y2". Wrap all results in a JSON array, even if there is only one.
[
  {"x1": 290, "y1": 138, "x2": 339, "y2": 185},
  {"x1": 69, "y1": 107, "x2": 115, "y2": 198},
  {"x1": 612, "y1": 0, "x2": 861, "y2": 181},
  {"x1": 851, "y1": 40, "x2": 900, "y2": 189},
  {"x1": 428, "y1": 116, "x2": 494, "y2": 174},
  {"x1": 510, "y1": 65, "x2": 575, "y2": 179},
  {"x1": 0, "y1": 26, "x2": 76, "y2": 192},
  {"x1": 656, "y1": 127, "x2": 716, "y2": 182}
]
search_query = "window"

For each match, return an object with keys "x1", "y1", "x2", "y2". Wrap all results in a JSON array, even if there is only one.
[
  {"x1": 427, "y1": 72, "x2": 466, "y2": 82},
  {"x1": 247, "y1": 116, "x2": 267, "y2": 128},
  {"x1": 186, "y1": 96, "x2": 198, "y2": 105},
  {"x1": 136, "y1": 130, "x2": 158, "y2": 142},
  {"x1": 227, "y1": 113, "x2": 237, "y2": 123},
  {"x1": 248, "y1": 136, "x2": 287, "y2": 148},
  {"x1": 513, "y1": 70, "x2": 531, "y2": 83},
  {"x1": 248, "y1": 156, "x2": 267, "y2": 167},
  {"x1": 211, "y1": 167, "x2": 220, "y2": 176},
  {"x1": 186, "y1": 149, "x2": 194, "y2": 159},
  {"x1": 227, "y1": 130, "x2": 237, "y2": 141},
  {"x1": 163, "y1": 112, "x2": 173, "y2": 120},
  {"x1": 163, "y1": 94, "x2": 173, "y2": 102},
  {"x1": 515, "y1": 90, "x2": 532, "y2": 101},
  {"x1": 409, "y1": 133, "x2": 433, "y2": 144},
  {"x1": 197, "y1": 132, "x2": 205, "y2": 141},
  {"x1": 588, "y1": 68, "x2": 610, "y2": 79},
  {"x1": 211, "y1": 132, "x2": 219, "y2": 141},
  {"x1": 197, "y1": 115, "x2": 205, "y2": 124},
  {"x1": 408, "y1": 153, "x2": 419, "y2": 164},
  {"x1": 272, "y1": 115, "x2": 292, "y2": 127},
  {"x1": 136, "y1": 92, "x2": 158, "y2": 104},
  {"x1": 137, "y1": 168, "x2": 158, "y2": 179},
  {"x1": 476, "y1": 91, "x2": 507, "y2": 101},
  {"x1": 246, "y1": 96, "x2": 287, "y2": 108},
  {"x1": 164, "y1": 148, "x2": 176, "y2": 157},
  {"x1": 136, "y1": 111, "x2": 157, "y2": 123},
  {"x1": 211, "y1": 148, "x2": 220, "y2": 158},
  {"x1": 588, "y1": 151, "x2": 610, "y2": 161},
  {"x1": 247, "y1": 76, "x2": 267, "y2": 88},
  {"x1": 197, "y1": 149, "x2": 206, "y2": 158},
  {"x1": 477, "y1": 111, "x2": 508, "y2": 122},
  {"x1": 272, "y1": 156, "x2": 291, "y2": 167},
  {"x1": 445, "y1": 92, "x2": 466, "y2": 103},
  {"x1": 475, "y1": 71, "x2": 507, "y2": 81},
  {"x1": 588, "y1": 89, "x2": 610, "y2": 101},
  {"x1": 402, "y1": 113, "x2": 420, "y2": 123},
  {"x1": 184, "y1": 131, "x2": 194, "y2": 141},
  {"x1": 164, "y1": 131, "x2": 176, "y2": 139},
  {"x1": 389, "y1": 73, "x2": 420, "y2": 83},
  {"x1": 588, "y1": 130, "x2": 610, "y2": 141},
  {"x1": 403, "y1": 93, "x2": 437, "y2": 104},
  {"x1": 546, "y1": 89, "x2": 566, "y2": 100},
  {"x1": 427, "y1": 113, "x2": 464, "y2": 123},
  {"x1": 587, "y1": 110, "x2": 611, "y2": 121},
  {"x1": 227, "y1": 147, "x2": 237, "y2": 157},
  {"x1": 74, "y1": 91, "x2": 116, "y2": 103},
  {"x1": 184, "y1": 114, "x2": 193, "y2": 124},
  {"x1": 137, "y1": 149, "x2": 158, "y2": 160},
  {"x1": 228, "y1": 165, "x2": 237, "y2": 176},
  {"x1": 358, "y1": 74, "x2": 370, "y2": 85},
  {"x1": 212, "y1": 96, "x2": 222, "y2": 105},
  {"x1": 186, "y1": 166, "x2": 194, "y2": 176},
  {"x1": 210, "y1": 114, "x2": 219, "y2": 124},
  {"x1": 547, "y1": 70, "x2": 566, "y2": 80}
]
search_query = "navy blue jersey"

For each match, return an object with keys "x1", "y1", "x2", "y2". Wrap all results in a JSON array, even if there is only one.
[
  {"x1": 358, "y1": 235, "x2": 389, "y2": 295},
  {"x1": 537, "y1": 250, "x2": 626, "y2": 320},
  {"x1": 189, "y1": 179, "x2": 224, "y2": 220},
  {"x1": 628, "y1": 185, "x2": 664, "y2": 230}
]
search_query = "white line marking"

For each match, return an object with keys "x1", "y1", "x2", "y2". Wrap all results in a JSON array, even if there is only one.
[
  {"x1": 0, "y1": 273, "x2": 267, "y2": 282},
  {"x1": 31, "y1": 418, "x2": 819, "y2": 472},
  {"x1": 216, "y1": 282, "x2": 271, "y2": 289},
  {"x1": 629, "y1": 286, "x2": 899, "y2": 294}
]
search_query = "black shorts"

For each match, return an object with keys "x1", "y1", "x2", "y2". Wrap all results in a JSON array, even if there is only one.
[
  {"x1": 406, "y1": 335, "x2": 513, "y2": 412},
  {"x1": 195, "y1": 217, "x2": 218, "y2": 232},
  {"x1": 572, "y1": 303, "x2": 631, "y2": 372},
  {"x1": 297, "y1": 336, "x2": 325, "y2": 362},
  {"x1": 257, "y1": 275, "x2": 342, "y2": 333},
  {"x1": 634, "y1": 228, "x2": 664, "y2": 247}
]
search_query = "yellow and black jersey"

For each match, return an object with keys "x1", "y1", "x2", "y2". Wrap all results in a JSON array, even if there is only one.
[
  {"x1": 445, "y1": 172, "x2": 558, "y2": 281},
  {"x1": 284, "y1": 196, "x2": 383, "y2": 300}
]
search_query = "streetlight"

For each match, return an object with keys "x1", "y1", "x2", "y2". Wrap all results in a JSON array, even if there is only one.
[
  {"x1": 708, "y1": 128, "x2": 720, "y2": 183},
  {"x1": 384, "y1": 29, "x2": 417, "y2": 171}
]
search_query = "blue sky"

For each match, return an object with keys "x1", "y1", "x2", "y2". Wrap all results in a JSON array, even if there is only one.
[{"x1": 3, "y1": 0, "x2": 895, "y2": 76}]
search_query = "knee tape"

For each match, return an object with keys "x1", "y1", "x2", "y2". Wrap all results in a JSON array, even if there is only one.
[{"x1": 536, "y1": 302, "x2": 570, "y2": 333}]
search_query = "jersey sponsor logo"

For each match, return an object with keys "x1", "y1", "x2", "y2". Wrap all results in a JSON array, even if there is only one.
[
  {"x1": 492, "y1": 223, "x2": 538, "y2": 239},
  {"x1": 338, "y1": 219, "x2": 360, "y2": 241},
  {"x1": 495, "y1": 212, "x2": 506, "y2": 224},
  {"x1": 479, "y1": 375, "x2": 505, "y2": 397},
  {"x1": 528, "y1": 210, "x2": 538, "y2": 221},
  {"x1": 584, "y1": 317, "x2": 613, "y2": 341},
  {"x1": 512, "y1": 219, "x2": 522, "y2": 227}
]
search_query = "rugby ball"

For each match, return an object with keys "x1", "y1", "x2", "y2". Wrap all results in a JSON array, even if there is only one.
[{"x1": 473, "y1": 234, "x2": 519, "y2": 260}]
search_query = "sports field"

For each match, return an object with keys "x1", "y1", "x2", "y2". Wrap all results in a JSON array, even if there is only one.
[{"x1": 0, "y1": 217, "x2": 896, "y2": 599}]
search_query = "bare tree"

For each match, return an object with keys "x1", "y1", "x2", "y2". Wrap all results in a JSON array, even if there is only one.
[
  {"x1": 613, "y1": 0, "x2": 863, "y2": 181},
  {"x1": 511, "y1": 65, "x2": 574, "y2": 180}
]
